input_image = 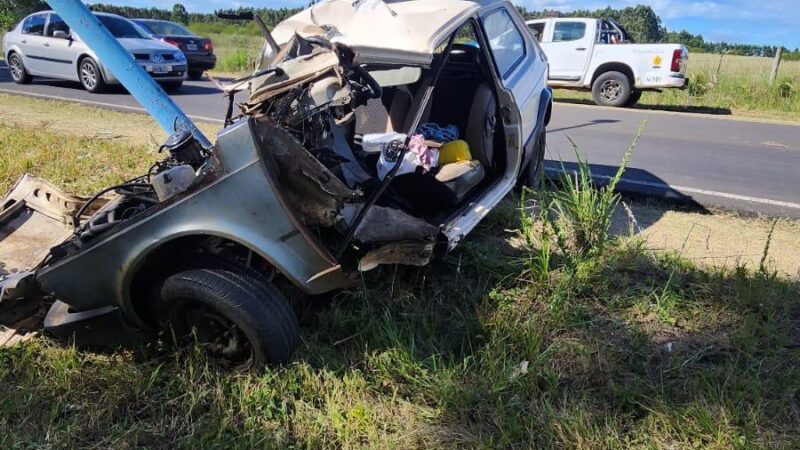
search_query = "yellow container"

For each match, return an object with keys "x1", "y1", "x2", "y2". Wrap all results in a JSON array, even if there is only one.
[{"x1": 438, "y1": 140, "x2": 471, "y2": 166}]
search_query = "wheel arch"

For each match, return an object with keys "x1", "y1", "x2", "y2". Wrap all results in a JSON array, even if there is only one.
[
  {"x1": 124, "y1": 233, "x2": 284, "y2": 329},
  {"x1": 590, "y1": 62, "x2": 635, "y2": 87}
]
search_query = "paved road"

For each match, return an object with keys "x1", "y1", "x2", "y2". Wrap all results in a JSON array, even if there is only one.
[{"x1": 2, "y1": 65, "x2": 799, "y2": 217}]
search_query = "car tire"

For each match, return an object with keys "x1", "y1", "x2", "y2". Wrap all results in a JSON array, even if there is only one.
[
  {"x1": 524, "y1": 128, "x2": 547, "y2": 188},
  {"x1": 78, "y1": 57, "x2": 106, "y2": 93},
  {"x1": 188, "y1": 70, "x2": 204, "y2": 80},
  {"x1": 7, "y1": 52, "x2": 32, "y2": 84},
  {"x1": 161, "y1": 81, "x2": 183, "y2": 92},
  {"x1": 155, "y1": 266, "x2": 300, "y2": 370},
  {"x1": 626, "y1": 90, "x2": 643, "y2": 107},
  {"x1": 591, "y1": 71, "x2": 631, "y2": 107}
]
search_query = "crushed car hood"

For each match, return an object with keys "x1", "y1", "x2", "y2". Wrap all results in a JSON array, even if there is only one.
[{"x1": 270, "y1": 0, "x2": 479, "y2": 65}]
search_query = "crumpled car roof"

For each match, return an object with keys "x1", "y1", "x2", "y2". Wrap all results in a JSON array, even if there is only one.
[{"x1": 271, "y1": 0, "x2": 481, "y2": 65}]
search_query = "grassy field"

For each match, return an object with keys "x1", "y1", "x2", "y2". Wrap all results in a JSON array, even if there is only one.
[
  {"x1": 1, "y1": 95, "x2": 799, "y2": 448},
  {"x1": 555, "y1": 53, "x2": 800, "y2": 122}
]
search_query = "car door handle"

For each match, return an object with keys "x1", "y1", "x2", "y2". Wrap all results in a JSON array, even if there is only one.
[
  {"x1": 43, "y1": 42, "x2": 50, "y2": 47},
  {"x1": 21, "y1": 39, "x2": 27, "y2": 44},
  {"x1": 575, "y1": 47, "x2": 587, "y2": 51}
]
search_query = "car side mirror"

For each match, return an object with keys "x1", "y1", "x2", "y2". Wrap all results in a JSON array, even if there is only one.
[{"x1": 52, "y1": 30, "x2": 71, "y2": 40}]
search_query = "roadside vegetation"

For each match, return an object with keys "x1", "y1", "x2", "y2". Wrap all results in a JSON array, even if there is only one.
[{"x1": 1, "y1": 95, "x2": 798, "y2": 448}]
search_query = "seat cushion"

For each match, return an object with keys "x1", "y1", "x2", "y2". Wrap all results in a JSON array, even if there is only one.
[{"x1": 435, "y1": 160, "x2": 485, "y2": 202}]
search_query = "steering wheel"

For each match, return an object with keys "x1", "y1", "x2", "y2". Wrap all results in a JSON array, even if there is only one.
[{"x1": 348, "y1": 65, "x2": 383, "y2": 102}]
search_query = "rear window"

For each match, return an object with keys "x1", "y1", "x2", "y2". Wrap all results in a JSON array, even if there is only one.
[
  {"x1": 97, "y1": 15, "x2": 149, "y2": 39},
  {"x1": 553, "y1": 22, "x2": 586, "y2": 42},
  {"x1": 134, "y1": 20, "x2": 194, "y2": 37},
  {"x1": 528, "y1": 22, "x2": 545, "y2": 42},
  {"x1": 22, "y1": 14, "x2": 46, "y2": 36}
]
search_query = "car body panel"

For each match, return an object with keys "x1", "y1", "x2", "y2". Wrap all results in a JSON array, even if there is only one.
[{"x1": 131, "y1": 19, "x2": 217, "y2": 72}]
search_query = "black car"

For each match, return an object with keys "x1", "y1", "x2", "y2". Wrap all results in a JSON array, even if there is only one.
[{"x1": 132, "y1": 19, "x2": 215, "y2": 80}]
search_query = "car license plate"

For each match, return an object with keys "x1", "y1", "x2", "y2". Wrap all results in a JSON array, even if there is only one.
[
  {"x1": 152, "y1": 66, "x2": 170, "y2": 74},
  {"x1": 186, "y1": 44, "x2": 198, "y2": 51}
]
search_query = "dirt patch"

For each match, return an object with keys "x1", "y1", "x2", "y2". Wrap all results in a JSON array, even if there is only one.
[{"x1": 614, "y1": 201, "x2": 800, "y2": 277}]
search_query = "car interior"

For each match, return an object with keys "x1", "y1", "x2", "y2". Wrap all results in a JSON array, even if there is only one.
[{"x1": 348, "y1": 26, "x2": 505, "y2": 224}]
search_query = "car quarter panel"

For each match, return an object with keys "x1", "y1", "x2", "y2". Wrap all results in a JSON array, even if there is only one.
[{"x1": 35, "y1": 118, "x2": 350, "y2": 321}]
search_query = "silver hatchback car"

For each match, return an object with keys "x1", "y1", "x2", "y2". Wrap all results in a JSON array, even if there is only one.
[{"x1": 3, "y1": 11, "x2": 187, "y2": 93}]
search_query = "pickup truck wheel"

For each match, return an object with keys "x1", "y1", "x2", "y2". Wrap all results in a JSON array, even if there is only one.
[
  {"x1": 156, "y1": 267, "x2": 300, "y2": 370},
  {"x1": 626, "y1": 90, "x2": 643, "y2": 107},
  {"x1": 592, "y1": 71, "x2": 631, "y2": 107},
  {"x1": 8, "y1": 53, "x2": 32, "y2": 84}
]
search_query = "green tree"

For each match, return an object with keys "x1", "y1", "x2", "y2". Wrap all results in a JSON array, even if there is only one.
[{"x1": 171, "y1": 3, "x2": 189, "y2": 24}]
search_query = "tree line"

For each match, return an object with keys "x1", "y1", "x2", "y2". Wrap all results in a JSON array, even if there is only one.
[{"x1": 2, "y1": 1, "x2": 797, "y2": 60}]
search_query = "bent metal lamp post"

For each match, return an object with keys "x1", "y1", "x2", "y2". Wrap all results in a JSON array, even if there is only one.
[{"x1": 46, "y1": 0, "x2": 212, "y2": 148}]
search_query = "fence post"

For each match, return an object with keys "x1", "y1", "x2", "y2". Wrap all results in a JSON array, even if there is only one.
[{"x1": 769, "y1": 47, "x2": 783, "y2": 85}]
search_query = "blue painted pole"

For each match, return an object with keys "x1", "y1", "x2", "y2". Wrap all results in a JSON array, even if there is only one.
[{"x1": 47, "y1": 0, "x2": 212, "y2": 148}]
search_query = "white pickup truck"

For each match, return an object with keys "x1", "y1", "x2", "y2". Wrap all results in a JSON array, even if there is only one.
[{"x1": 526, "y1": 17, "x2": 688, "y2": 107}]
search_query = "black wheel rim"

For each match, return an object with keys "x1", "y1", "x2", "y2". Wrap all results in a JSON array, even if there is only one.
[
  {"x1": 600, "y1": 79, "x2": 622, "y2": 102},
  {"x1": 168, "y1": 299, "x2": 255, "y2": 369},
  {"x1": 9, "y1": 55, "x2": 23, "y2": 81}
]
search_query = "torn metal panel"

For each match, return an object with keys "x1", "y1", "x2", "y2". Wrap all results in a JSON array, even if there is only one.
[
  {"x1": 0, "y1": 174, "x2": 107, "y2": 275},
  {"x1": 341, "y1": 204, "x2": 438, "y2": 243},
  {"x1": 252, "y1": 117, "x2": 358, "y2": 227},
  {"x1": 358, "y1": 241, "x2": 434, "y2": 272}
]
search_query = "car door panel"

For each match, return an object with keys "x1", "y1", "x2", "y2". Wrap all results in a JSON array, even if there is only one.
[
  {"x1": 38, "y1": 14, "x2": 79, "y2": 79},
  {"x1": 18, "y1": 14, "x2": 49, "y2": 75},
  {"x1": 543, "y1": 19, "x2": 593, "y2": 81}
]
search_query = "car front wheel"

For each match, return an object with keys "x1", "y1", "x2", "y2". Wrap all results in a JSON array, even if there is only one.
[
  {"x1": 79, "y1": 57, "x2": 106, "y2": 93},
  {"x1": 155, "y1": 265, "x2": 300, "y2": 370},
  {"x1": 592, "y1": 71, "x2": 631, "y2": 107},
  {"x1": 188, "y1": 70, "x2": 204, "y2": 80},
  {"x1": 8, "y1": 53, "x2": 32, "y2": 84}
]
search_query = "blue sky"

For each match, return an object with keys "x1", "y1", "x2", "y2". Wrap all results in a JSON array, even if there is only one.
[{"x1": 95, "y1": 0, "x2": 800, "y2": 47}]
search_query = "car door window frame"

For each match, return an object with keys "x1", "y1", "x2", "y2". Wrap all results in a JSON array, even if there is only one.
[
  {"x1": 45, "y1": 13, "x2": 71, "y2": 38},
  {"x1": 21, "y1": 13, "x2": 47, "y2": 36},
  {"x1": 481, "y1": 7, "x2": 528, "y2": 80},
  {"x1": 552, "y1": 21, "x2": 587, "y2": 42}
]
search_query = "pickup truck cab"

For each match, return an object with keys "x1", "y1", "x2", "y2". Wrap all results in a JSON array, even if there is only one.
[{"x1": 526, "y1": 17, "x2": 688, "y2": 107}]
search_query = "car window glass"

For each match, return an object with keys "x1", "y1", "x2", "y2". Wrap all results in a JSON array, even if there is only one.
[
  {"x1": 22, "y1": 14, "x2": 46, "y2": 36},
  {"x1": 528, "y1": 23, "x2": 545, "y2": 42},
  {"x1": 136, "y1": 21, "x2": 194, "y2": 37},
  {"x1": 553, "y1": 22, "x2": 586, "y2": 42},
  {"x1": 46, "y1": 14, "x2": 70, "y2": 37},
  {"x1": 97, "y1": 15, "x2": 149, "y2": 39},
  {"x1": 482, "y1": 9, "x2": 525, "y2": 78}
]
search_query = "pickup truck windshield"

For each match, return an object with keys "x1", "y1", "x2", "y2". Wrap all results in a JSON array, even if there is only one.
[{"x1": 97, "y1": 15, "x2": 149, "y2": 39}]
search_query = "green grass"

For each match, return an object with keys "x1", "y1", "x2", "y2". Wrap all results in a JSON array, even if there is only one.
[
  {"x1": 556, "y1": 53, "x2": 800, "y2": 121},
  {"x1": 1, "y1": 123, "x2": 798, "y2": 448}
]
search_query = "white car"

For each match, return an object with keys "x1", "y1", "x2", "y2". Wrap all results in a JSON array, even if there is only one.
[
  {"x1": 3, "y1": 11, "x2": 187, "y2": 93},
  {"x1": 526, "y1": 17, "x2": 688, "y2": 107}
]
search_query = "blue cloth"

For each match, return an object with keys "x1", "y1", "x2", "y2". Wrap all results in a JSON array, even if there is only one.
[{"x1": 418, "y1": 123, "x2": 458, "y2": 143}]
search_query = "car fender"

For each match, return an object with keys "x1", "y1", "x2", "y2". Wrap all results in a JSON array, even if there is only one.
[{"x1": 521, "y1": 86, "x2": 552, "y2": 170}]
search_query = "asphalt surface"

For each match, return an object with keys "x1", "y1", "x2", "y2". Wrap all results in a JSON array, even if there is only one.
[{"x1": 2, "y1": 64, "x2": 800, "y2": 217}]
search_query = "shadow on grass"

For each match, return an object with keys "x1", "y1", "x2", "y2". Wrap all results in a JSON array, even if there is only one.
[
  {"x1": 1, "y1": 204, "x2": 797, "y2": 448},
  {"x1": 556, "y1": 97, "x2": 734, "y2": 116}
]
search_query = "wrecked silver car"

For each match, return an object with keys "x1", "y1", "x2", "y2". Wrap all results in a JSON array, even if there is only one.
[{"x1": 0, "y1": 0, "x2": 551, "y2": 368}]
